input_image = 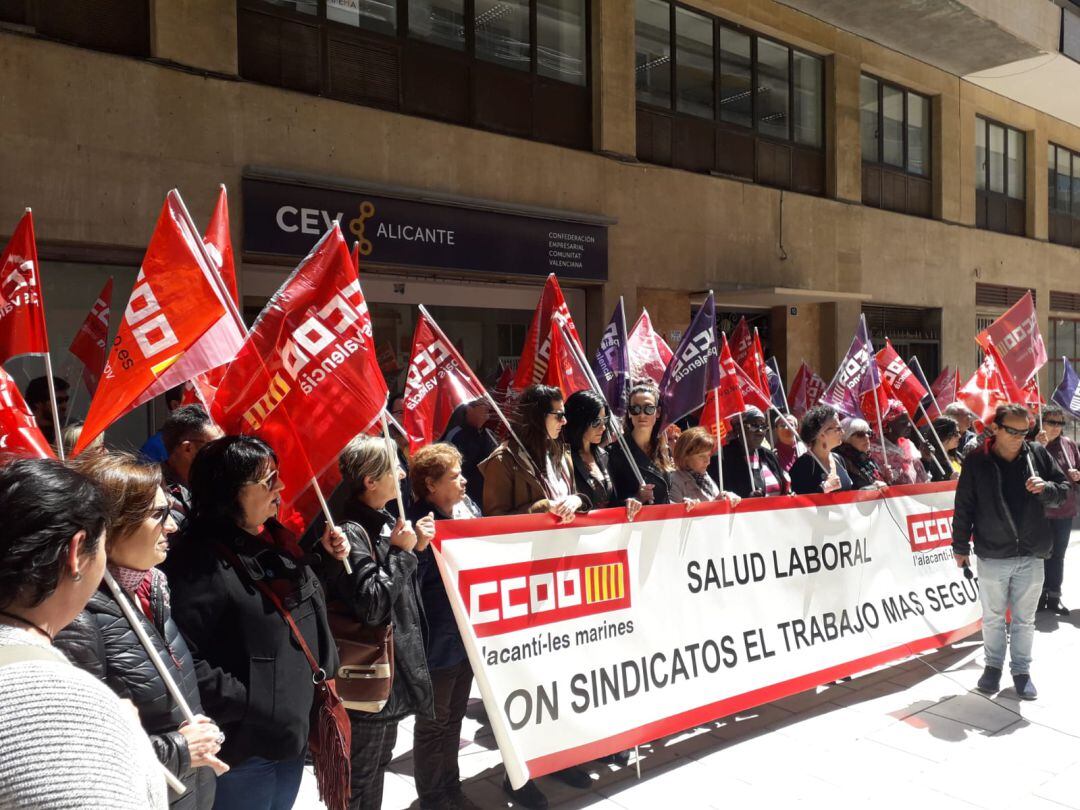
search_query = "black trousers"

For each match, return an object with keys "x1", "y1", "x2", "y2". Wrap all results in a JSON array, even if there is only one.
[
  {"x1": 413, "y1": 659, "x2": 474, "y2": 806},
  {"x1": 348, "y1": 715, "x2": 398, "y2": 810}
]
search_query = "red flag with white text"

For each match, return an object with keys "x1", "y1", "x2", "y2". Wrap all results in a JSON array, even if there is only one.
[
  {"x1": 75, "y1": 191, "x2": 245, "y2": 453},
  {"x1": 68, "y1": 277, "x2": 113, "y2": 395},
  {"x1": 741, "y1": 329, "x2": 770, "y2": 397},
  {"x1": 403, "y1": 310, "x2": 487, "y2": 454},
  {"x1": 699, "y1": 334, "x2": 746, "y2": 442},
  {"x1": 211, "y1": 223, "x2": 387, "y2": 515},
  {"x1": 729, "y1": 317, "x2": 753, "y2": 367},
  {"x1": 975, "y1": 291, "x2": 1046, "y2": 384},
  {"x1": 543, "y1": 318, "x2": 592, "y2": 401},
  {"x1": 788, "y1": 361, "x2": 826, "y2": 418},
  {"x1": 875, "y1": 340, "x2": 929, "y2": 419},
  {"x1": 960, "y1": 341, "x2": 1026, "y2": 425},
  {"x1": 0, "y1": 210, "x2": 49, "y2": 363},
  {"x1": 929, "y1": 366, "x2": 954, "y2": 413},
  {"x1": 513, "y1": 274, "x2": 581, "y2": 390},
  {"x1": 627, "y1": 309, "x2": 673, "y2": 386},
  {"x1": 0, "y1": 366, "x2": 54, "y2": 460}
]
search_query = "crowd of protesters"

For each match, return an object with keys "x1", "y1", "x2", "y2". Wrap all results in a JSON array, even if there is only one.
[{"x1": 1, "y1": 371, "x2": 1077, "y2": 810}]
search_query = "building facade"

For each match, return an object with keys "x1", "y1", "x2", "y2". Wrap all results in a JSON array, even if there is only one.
[{"x1": 2, "y1": 0, "x2": 1080, "y2": 444}]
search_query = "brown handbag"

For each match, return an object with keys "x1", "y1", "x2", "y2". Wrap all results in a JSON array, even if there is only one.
[{"x1": 327, "y1": 521, "x2": 395, "y2": 713}]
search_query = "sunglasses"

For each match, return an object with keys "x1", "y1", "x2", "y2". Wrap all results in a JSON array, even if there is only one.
[
  {"x1": 249, "y1": 468, "x2": 280, "y2": 491},
  {"x1": 849, "y1": 430, "x2": 871, "y2": 439},
  {"x1": 745, "y1": 422, "x2": 768, "y2": 432},
  {"x1": 628, "y1": 404, "x2": 658, "y2": 416},
  {"x1": 1044, "y1": 420, "x2": 1067, "y2": 427},
  {"x1": 588, "y1": 416, "x2": 607, "y2": 428},
  {"x1": 997, "y1": 424, "x2": 1028, "y2": 437},
  {"x1": 548, "y1": 410, "x2": 567, "y2": 421}
]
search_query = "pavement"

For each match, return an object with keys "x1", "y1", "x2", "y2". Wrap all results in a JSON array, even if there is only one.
[{"x1": 297, "y1": 546, "x2": 1080, "y2": 810}]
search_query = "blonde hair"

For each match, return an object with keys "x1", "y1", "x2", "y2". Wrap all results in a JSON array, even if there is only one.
[
  {"x1": 409, "y1": 443, "x2": 463, "y2": 501},
  {"x1": 339, "y1": 434, "x2": 395, "y2": 492},
  {"x1": 673, "y1": 427, "x2": 716, "y2": 470}
]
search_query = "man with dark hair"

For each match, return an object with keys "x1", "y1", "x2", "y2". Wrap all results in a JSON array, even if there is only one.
[
  {"x1": 160, "y1": 403, "x2": 222, "y2": 527},
  {"x1": 138, "y1": 385, "x2": 186, "y2": 462},
  {"x1": 23, "y1": 376, "x2": 69, "y2": 445},
  {"x1": 952, "y1": 403, "x2": 1070, "y2": 700}
]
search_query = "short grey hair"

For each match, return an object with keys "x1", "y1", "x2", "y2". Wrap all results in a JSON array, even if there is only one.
[
  {"x1": 339, "y1": 434, "x2": 395, "y2": 492},
  {"x1": 841, "y1": 417, "x2": 871, "y2": 441},
  {"x1": 944, "y1": 402, "x2": 975, "y2": 420}
]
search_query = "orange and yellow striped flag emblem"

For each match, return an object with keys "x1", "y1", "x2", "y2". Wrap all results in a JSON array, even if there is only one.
[{"x1": 584, "y1": 562, "x2": 625, "y2": 604}]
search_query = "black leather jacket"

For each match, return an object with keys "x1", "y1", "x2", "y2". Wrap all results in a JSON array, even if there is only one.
[
  {"x1": 320, "y1": 499, "x2": 434, "y2": 721},
  {"x1": 55, "y1": 574, "x2": 215, "y2": 809}
]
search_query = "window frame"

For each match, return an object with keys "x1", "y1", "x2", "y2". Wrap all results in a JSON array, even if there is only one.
[
  {"x1": 975, "y1": 115, "x2": 1025, "y2": 200},
  {"x1": 974, "y1": 114, "x2": 1027, "y2": 236},
  {"x1": 1048, "y1": 141, "x2": 1080, "y2": 248},
  {"x1": 859, "y1": 73, "x2": 932, "y2": 179}
]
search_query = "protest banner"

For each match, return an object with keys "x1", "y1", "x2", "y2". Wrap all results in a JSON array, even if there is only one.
[{"x1": 434, "y1": 482, "x2": 976, "y2": 788}]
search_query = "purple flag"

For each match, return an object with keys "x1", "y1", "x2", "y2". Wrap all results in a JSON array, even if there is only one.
[
  {"x1": 820, "y1": 315, "x2": 880, "y2": 418},
  {"x1": 1051, "y1": 357, "x2": 1080, "y2": 419},
  {"x1": 659, "y1": 293, "x2": 720, "y2": 428},
  {"x1": 593, "y1": 298, "x2": 630, "y2": 418},
  {"x1": 765, "y1": 356, "x2": 787, "y2": 412}
]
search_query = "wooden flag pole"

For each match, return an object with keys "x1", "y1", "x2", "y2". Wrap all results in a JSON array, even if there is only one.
[
  {"x1": 713, "y1": 390, "x2": 725, "y2": 494},
  {"x1": 42, "y1": 352, "x2": 65, "y2": 461},
  {"x1": 380, "y1": 410, "x2": 407, "y2": 521}
]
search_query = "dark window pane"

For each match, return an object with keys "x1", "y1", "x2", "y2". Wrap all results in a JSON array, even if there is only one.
[
  {"x1": 718, "y1": 26, "x2": 751, "y2": 128},
  {"x1": 475, "y1": 0, "x2": 530, "y2": 71},
  {"x1": 1007, "y1": 127, "x2": 1024, "y2": 200},
  {"x1": 328, "y1": 0, "x2": 396, "y2": 34},
  {"x1": 537, "y1": 0, "x2": 586, "y2": 85},
  {"x1": 756, "y1": 38, "x2": 789, "y2": 140},
  {"x1": 1049, "y1": 144, "x2": 1058, "y2": 212},
  {"x1": 1058, "y1": 147, "x2": 1072, "y2": 212},
  {"x1": 882, "y1": 84, "x2": 903, "y2": 167},
  {"x1": 906, "y1": 92, "x2": 929, "y2": 176},
  {"x1": 409, "y1": 0, "x2": 465, "y2": 48},
  {"x1": 860, "y1": 75, "x2": 878, "y2": 162},
  {"x1": 1073, "y1": 154, "x2": 1080, "y2": 216},
  {"x1": 975, "y1": 118, "x2": 986, "y2": 191},
  {"x1": 635, "y1": 0, "x2": 671, "y2": 108},
  {"x1": 675, "y1": 6, "x2": 713, "y2": 118},
  {"x1": 792, "y1": 51, "x2": 821, "y2": 147},
  {"x1": 988, "y1": 123, "x2": 1005, "y2": 193}
]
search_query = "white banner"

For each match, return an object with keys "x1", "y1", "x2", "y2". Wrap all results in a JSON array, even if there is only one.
[{"x1": 433, "y1": 482, "x2": 979, "y2": 788}]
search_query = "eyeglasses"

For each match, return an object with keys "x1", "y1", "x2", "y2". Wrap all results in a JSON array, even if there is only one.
[
  {"x1": 589, "y1": 416, "x2": 606, "y2": 428},
  {"x1": 997, "y1": 424, "x2": 1028, "y2": 437},
  {"x1": 628, "y1": 404, "x2": 657, "y2": 416},
  {"x1": 1044, "y1": 420, "x2": 1067, "y2": 427},
  {"x1": 548, "y1": 410, "x2": 567, "y2": 421},
  {"x1": 745, "y1": 422, "x2": 768, "y2": 433},
  {"x1": 249, "y1": 468, "x2": 280, "y2": 491}
]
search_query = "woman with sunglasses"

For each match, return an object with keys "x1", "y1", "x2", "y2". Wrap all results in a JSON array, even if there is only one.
[
  {"x1": 55, "y1": 453, "x2": 224, "y2": 809},
  {"x1": 609, "y1": 383, "x2": 672, "y2": 506},
  {"x1": 717, "y1": 407, "x2": 789, "y2": 498},
  {"x1": 920, "y1": 416, "x2": 962, "y2": 482},
  {"x1": 165, "y1": 436, "x2": 349, "y2": 810},
  {"x1": 835, "y1": 418, "x2": 886, "y2": 490},
  {"x1": 1038, "y1": 404, "x2": 1079, "y2": 615},
  {"x1": 790, "y1": 405, "x2": 853, "y2": 495},
  {"x1": 565, "y1": 390, "x2": 643, "y2": 520},
  {"x1": 480, "y1": 384, "x2": 588, "y2": 520}
]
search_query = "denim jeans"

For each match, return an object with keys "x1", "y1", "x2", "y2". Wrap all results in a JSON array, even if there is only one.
[
  {"x1": 212, "y1": 752, "x2": 306, "y2": 810},
  {"x1": 977, "y1": 555, "x2": 1045, "y2": 675},
  {"x1": 1043, "y1": 518, "x2": 1073, "y2": 598}
]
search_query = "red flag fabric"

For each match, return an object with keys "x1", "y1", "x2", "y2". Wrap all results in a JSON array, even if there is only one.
[
  {"x1": 403, "y1": 310, "x2": 487, "y2": 454},
  {"x1": 212, "y1": 224, "x2": 387, "y2": 516},
  {"x1": 68, "y1": 277, "x2": 113, "y2": 395},
  {"x1": 0, "y1": 365, "x2": 54, "y2": 460},
  {"x1": 513, "y1": 274, "x2": 581, "y2": 390},
  {"x1": 929, "y1": 366, "x2": 953, "y2": 414},
  {"x1": 627, "y1": 309, "x2": 673, "y2": 386},
  {"x1": 875, "y1": 341, "x2": 929, "y2": 419},
  {"x1": 1022, "y1": 378, "x2": 1044, "y2": 408},
  {"x1": 75, "y1": 191, "x2": 244, "y2": 454},
  {"x1": 543, "y1": 318, "x2": 592, "y2": 401},
  {"x1": 960, "y1": 341, "x2": 1026, "y2": 425},
  {"x1": 975, "y1": 291, "x2": 1046, "y2": 384},
  {"x1": 729, "y1": 317, "x2": 753, "y2": 366},
  {"x1": 0, "y1": 210, "x2": 49, "y2": 363},
  {"x1": 741, "y1": 329, "x2": 770, "y2": 396},
  {"x1": 788, "y1": 361, "x2": 826, "y2": 418},
  {"x1": 699, "y1": 334, "x2": 745, "y2": 442},
  {"x1": 734, "y1": 360, "x2": 772, "y2": 413},
  {"x1": 859, "y1": 378, "x2": 895, "y2": 432}
]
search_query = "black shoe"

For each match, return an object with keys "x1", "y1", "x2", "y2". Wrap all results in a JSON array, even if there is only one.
[
  {"x1": 1013, "y1": 673, "x2": 1038, "y2": 700},
  {"x1": 547, "y1": 765, "x2": 592, "y2": 789},
  {"x1": 503, "y1": 777, "x2": 549, "y2": 810},
  {"x1": 602, "y1": 750, "x2": 632, "y2": 767},
  {"x1": 975, "y1": 666, "x2": 1002, "y2": 694},
  {"x1": 1037, "y1": 594, "x2": 1051, "y2": 613},
  {"x1": 1047, "y1": 597, "x2": 1071, "y2": 617}
]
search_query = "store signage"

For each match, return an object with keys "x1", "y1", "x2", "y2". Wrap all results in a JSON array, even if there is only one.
[{"x1": 242, "y1": 178, "x2": 608, "y2": 281}]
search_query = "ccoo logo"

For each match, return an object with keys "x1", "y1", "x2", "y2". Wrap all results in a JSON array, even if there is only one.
[{"x1": 906, "y1": 509, "x2": 954, "y2": 552}]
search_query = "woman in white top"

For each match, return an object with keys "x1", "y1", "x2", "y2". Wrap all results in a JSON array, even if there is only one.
[{"x1": 0, "y1": 458, "x2": 166, "y2": 810}]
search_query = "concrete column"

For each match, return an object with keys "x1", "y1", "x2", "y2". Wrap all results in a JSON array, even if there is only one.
[
  {"x1": 830, "y1": 53, "x2": 861, "y2": 204},
  {"x1": 151, "y1": 0, "x2": 238, "y2": 75},
  {"x1": 592, "y1": 0, "x2": 637, "y2": 159},
  {"x1": 1030, "y1": 128, "x2": 1048, "y2": 240},
  {"x1": 935, "y1": 81, "x2": 963, "y2": 223},
  {"x1": 957, "y1": 88, "x2": 978, "y2": 227}
]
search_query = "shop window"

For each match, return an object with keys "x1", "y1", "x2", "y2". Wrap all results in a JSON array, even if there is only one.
[
  {"x1": 1048, "y1": 142, "x2": 1080, "y2": 248},
  {"x1": 237, "y1": 0, "x2": 591, "y2": 150},
  {"x1": 975, "y1": 116, "x2": 1026, "y2": 236},
  {"x1": 634, "y1": 1, "x2": 825, "y2": 196},
  {"x1": 0, "y1": 0, "x2": 150, "y2": 58},
  {"x1": 860, "y1": 74, "x2": 932, "y2": 219}
]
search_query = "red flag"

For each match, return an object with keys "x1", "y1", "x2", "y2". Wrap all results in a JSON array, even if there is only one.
[
  {"x1": 875, "y1": 340, "x2": 929, "y2": 419},
  {"x1": 859, "y1": 377, "x2": 895, "y2": 432},
  {"x1": 788, "y1": 361, "x2": 826, "y2": 418},
  {"x1": 975, "y1": 291, "x2": 1046, "y2": 384},
  {"x1": 729, "y1": 317, "x2": 753, "y2": 366},
  {"x1": 960, "y1": 341, "x2": 1026, "y2": 424},
  {"x1": 699, "y1": 334, "x2": 746, "y2": 442},
  {"x1": 0, "y1": 210, "x2": 49, "y2": 363},
  {"x1": 403, "y1": 310, "x2": 487, "y2": 454},
  {"x1": 75, "y1": 191, "x2": 245, "y2": 454},
  {"x1": 627, "y1": 308, "x2": 673, "y2": 386},
  {"x1": 1022, "y1": 378, "x2": 1044, "y2": 408},
  {"x1": 513, "y1": 274, "x2": 581, "y2": 390},
  {"x1": 734, "y1": 360, "x2": 772, "y2": 413},
  {"x1": 212, "y1": 224, "x2": 387, "y2": 517},
  {"x1": 0, "y1": 366, "x2": 54, "y2": 460},
  {"x1": 68, "y1": 277, "x2": 113, "y2": 395},
  {"x1": 543, "y1": 318, "x2": 592, "y2": 401},
  {"x1": 929, "y1": 366, "x2": 954, "y2": 413},
  {"x1": 741, "y1": 328, "x2": 770, "y2": 396}
]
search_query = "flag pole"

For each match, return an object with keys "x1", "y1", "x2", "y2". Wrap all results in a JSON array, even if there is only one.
[
  {"x1": 771, "y1": 359, "x2": 792, "y2": 415},
  {"x1": 1034, "y1": 374, "x2": 1044, "y2": 431},
  {"x1": 712, "y1": 389, "x2": 726, "y2": 494},
  {"x1": 380, "y1": 411, "x2": 408, "y2": 520},
  {"x1": 42, "y1": 353, "x2": 65, "y2": 460},
  {"x1": 872, "y1": 390, "x2": 891, "y2": 481},
  {"x1": 917, "y1": 402, "x2": 951, "y2": 478}
]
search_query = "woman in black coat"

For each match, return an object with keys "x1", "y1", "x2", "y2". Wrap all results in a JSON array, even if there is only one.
[
  {"x1": 609, "y1": 384, "x2": 673, "y2": 505},
  {"x1": 164, "y1": 436, "x2": 348, "y2": 810},
  {"x1": 56, "y1": 453, "x2": 224, "y2": 809},
  {"x1": 789, "y1": 405, "x2": 854, "y2": 495},
  {"x1": 716, "y1": 407, "x2": 789, "y2": 498},
  {"x1": 565, "y1": 389, "x2": 644, "y2": 519}
]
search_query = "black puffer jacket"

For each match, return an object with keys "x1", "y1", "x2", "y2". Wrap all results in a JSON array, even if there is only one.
[
  {"x1": 952, "y1": 440, "x2": 1069, "y2": 559},
  {"x1": 320, "y1": 499, "x2": 434, "y2": 722},
  {"x1": 54, "y1": 573, "x2": 215, "y2": 809}
]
